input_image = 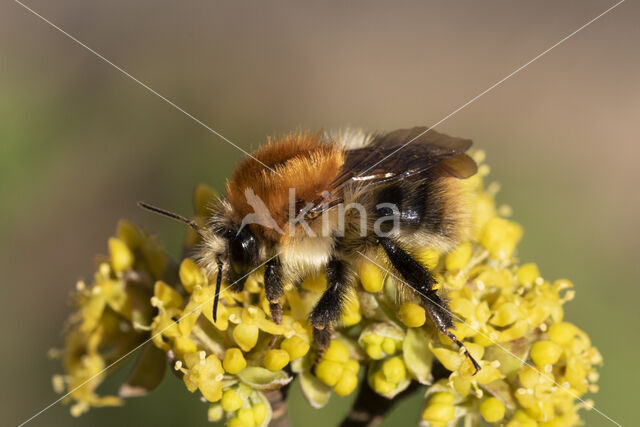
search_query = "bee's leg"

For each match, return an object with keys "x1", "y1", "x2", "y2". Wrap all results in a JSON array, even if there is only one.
[
  {"x1": 378, "y1": 237, "x2": 481, "y2": 374},
  {"x1": 312, "y1": 328, "x2": 332, "y2": 364},
  {"x1": 264, "y1": 258, "x2": 283, "y2": 325},
  {"x1": 309, "y1": 258, "x2": 349, "y2": 361}
]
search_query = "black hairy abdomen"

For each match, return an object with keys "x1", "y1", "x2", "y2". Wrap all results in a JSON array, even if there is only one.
[{"x1": 375, "y1": 179, "x2": 444, "y2": 234}]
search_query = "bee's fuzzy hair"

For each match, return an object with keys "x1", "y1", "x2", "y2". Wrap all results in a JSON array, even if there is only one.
[
  {"x1": 334, "y1": 176, "x2": 471, "y2": 257},
  {"x1": 226, "y1": 131, "x2": 345, "y2": 244},
  {"x1": 324, "y1": 128, "x2": 374, "y2": 150},
  {"x1": 196, "y1": 197, "x2": 267, "y2": 282},
  {"x1": 195, "y1": 128, "x2": 472, "y2": 291},
  {"x1": 195, "y1": 197, "x2": 231, "y2": 280}
]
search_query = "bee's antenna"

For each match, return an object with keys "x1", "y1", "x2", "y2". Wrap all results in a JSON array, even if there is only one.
[
  {"x1": 212, "y1": 258, "x2": 223, "y2": 322},
  {"x1": 137, "y1": 201, "x2": 204, "y2": 238}
]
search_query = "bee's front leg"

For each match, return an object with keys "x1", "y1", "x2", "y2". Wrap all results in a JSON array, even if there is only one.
[
  {"x1": 378, "y1": 237, "x2": 481, "y2": 374},
  {"x1": 309, "y1": 258, "x2": 350, "y2": 361},
  {"x1": 264, "y1": 258, "x2": 283, "y2": 325}
]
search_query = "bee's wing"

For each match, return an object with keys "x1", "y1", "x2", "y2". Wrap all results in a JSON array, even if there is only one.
[
  {"x1": 337, "y1": 126, "x2": 475, "y2": 184},
  {"x1": 308, "y1": 127, "x2": 476, "y2": 215}
]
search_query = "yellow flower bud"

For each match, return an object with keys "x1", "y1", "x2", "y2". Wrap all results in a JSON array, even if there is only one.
[
  {"x1": 324, "y1": 340, "x2": 350, "y2": 364},
  {"x1": 530, "y1": 340, "x2": 563, "y2": 367},
  {"x1": 179, "y1": 258, "x2": 205, "y2": 293},
  {"x1": 280, "y1": 335, "x2": 310, "y2": 360},
  {"x1": 516, "y1": 263, "x2": 540, "y2": 286},
  {"x1": 362, "y1": 333, "x2": 383, "y2": 345},
  {"x1": 315, "y1": 360, "x2": 344, "y2": 386},
  {"x1": 430, "y1": 392, "x2": 455, "y2": 404},
  {"x1": 223, "y1": 348, "x2": 247, "y2": 374},
  {"x1": 371, "y1": 370, "x2": 395, "y2": 395},
  {"x1": 398, "y1": 302, "x2": 426, "y2": 327},
  {"x1": 252, "y1": 402, "x2": 267, "y2": 425},
  {"x1": 237, "y1": 407, "x2": 256, "y2": 427},
  {"x1": 221, "y1": 389, "x2": 244, "y2": 412},
  {"x1": 480, "y1": 397, "x2": 505, "y2": 422},
  {"x1": 445, "y1": 242, "x2": 472, "y2": 271},
  {"x1": 233, "y1": 324, "x2": 259, "y2": 352},
  {"x1": 359, "y1": 261, "x2": 384, "y2": 293},
  {"x1": 263, "y1": 349, "x2": 290, "y2": 372},
  {"x1": 422, "y1": 402, "x2": 455, "y2": 424},
  {"x1": 344, "y1": 359, "x2": 360, "y2": 374},
  {"x1": 381, "y1": 337, "x2": 397, "y2": 355},
  {"x1": 366, "y1": 343, "x2": 384, "y2": 359},
  {"x1": 323, "y1": 340, "x2": 349, "y2": 363},
  {"x1": 417, "y1": 248, "x2": 439, "y2": 269},
  {"x1": 334, "y1": 371, "x2": 358, "y2": 396},
  {"x1": 108, "y1": 237, "x2": 134, "y2": 273},
  {"x1": 382, "y1": 356, "x2": 406, "y2": 384}
]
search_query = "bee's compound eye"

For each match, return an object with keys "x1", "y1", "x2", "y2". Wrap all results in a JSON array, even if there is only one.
[{"x1": 229, "y1": 229, "x2": 257, "y2": 275}]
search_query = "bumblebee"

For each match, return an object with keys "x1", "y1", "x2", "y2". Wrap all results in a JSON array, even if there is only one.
[{"x1": 141, "y1": 126, "x2": 480, "y2": 372}]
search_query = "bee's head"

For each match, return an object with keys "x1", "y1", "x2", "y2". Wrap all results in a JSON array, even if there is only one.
[
  {"x1": 137, "y1": 200, "x2": 266, "y2": 322},
  {"x1": 203, "y1": 222, "x2": 263, "y2": 321}
]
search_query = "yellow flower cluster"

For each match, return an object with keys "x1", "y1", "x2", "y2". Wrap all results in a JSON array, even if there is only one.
[
  {"x1": 50, "y1": 220, "x2": 166, "y2": 416},
  {"x1": 314, "y1": 340, "x2": 360, "y2": 396},
  {"x1": 53, "y1": 155, "x2": 601, "y2": 426},
  {"x1": 412, "y1": 156, "x2": 602, "y2": 426},
  {"x1": 207, "y1": 383, "x2": 269, "y2": 427},
  {"x1": 369, "y1": 356, "x2": 408, "y2": 396}
]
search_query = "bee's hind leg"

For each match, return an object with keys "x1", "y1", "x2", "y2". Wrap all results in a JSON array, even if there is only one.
[
  {"x1": 312, "y1": 328, "x2": 332, "y2": 365},
  {"x1": 309, "y1": 258, "x2": 350, "y2": 365},
  {"x1": 377, "y1": 237, "x2": 481, "y2": 374}
]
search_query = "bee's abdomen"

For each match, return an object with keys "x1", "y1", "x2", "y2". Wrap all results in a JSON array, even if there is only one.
[{"x1": 374, "y1": 179, "x2": 446, "y2": 235}]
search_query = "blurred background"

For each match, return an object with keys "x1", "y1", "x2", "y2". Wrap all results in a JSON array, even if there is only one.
[{"x1": 1, "y1": 1, "x2": 638, "y2": 425}]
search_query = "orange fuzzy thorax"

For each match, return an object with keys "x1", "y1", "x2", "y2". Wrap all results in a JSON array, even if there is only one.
[{"x1": 226, "y1": 131, "x2": 344, "y2": 242}]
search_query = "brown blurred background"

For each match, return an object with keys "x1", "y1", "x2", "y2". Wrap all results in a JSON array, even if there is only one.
[{"x1": 1, "y1": 1, "x2": 638, "y2": 425}]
